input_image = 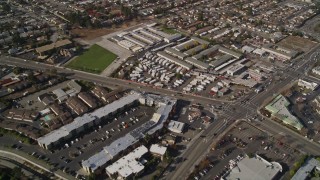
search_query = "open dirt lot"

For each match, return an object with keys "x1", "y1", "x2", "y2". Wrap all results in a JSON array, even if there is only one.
[
  {"x1": 71, "y1": 19, "x2": 148, "y2": 40},
  {"x1": 277, "y1": 36, "x2": 318, "y2": 52}
]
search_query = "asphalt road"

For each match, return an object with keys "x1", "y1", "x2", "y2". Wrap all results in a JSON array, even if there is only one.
[
  {"x1": 161, "y1": 45, "x2": 320, "y2": 179},
  {"x1": 0, "y1": 56, "x2": 231, "y2": 106},
  {"x1": 2, "y1": 45, "x2": 320, "y2": 180}
]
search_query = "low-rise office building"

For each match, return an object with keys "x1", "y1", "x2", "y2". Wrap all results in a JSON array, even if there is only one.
[
  {"x1": 265, "y1": 95, "x2": 303, "y2": 130},
  {"x1": 292, "y1": 158, "x2": 320, "y2": 180},
  {"x1": 298, "y1": 79, "x2": 319, "y2": 91},
  {"x1": 223, "y1": 154, "x2": 282, "y2": 180},
  {"x1": 105, "y1": 145, "x2": 148, "y2": 179},
  {"x1": 226, "y1": 64, "x2": 246, "y2": 76},
  {"x1": 168, "y1": 120, "x2": 185, "y2": 133},
  {"x1": 150, "y1": 144, "x2": 167, "y2": 161}
]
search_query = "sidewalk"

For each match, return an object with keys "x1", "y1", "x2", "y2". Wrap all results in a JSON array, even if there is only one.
[{"x1": 0, "y1": 147, "x2": 75, "y2": 180}]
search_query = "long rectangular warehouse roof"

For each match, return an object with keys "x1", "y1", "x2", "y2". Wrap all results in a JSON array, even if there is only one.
[
  {"x1": 139, "y1": 29, "x2": 163, "y2": 41},
  {"x1": 184, "y1": 44, "x2": 206, "y2": 56},
  {"x1": 157, "y1": 51, "x2": 193, "y2": 70},
  {"x1": 165, "y1": 47, "x2": 188, "y2": 59},
  {"x1": 185, "y1": 57, "x2": 209, "y2": 69},
  {"x1": 131, "y1": 32, "x2": 155, "y2": 45},
  {"x1": 123, "y1": 35, "x2": 147, "y2": 47},
  {"x1": 37, "y1": 93, "x2": 140, "y2": 147},
  {"x1": 147, "y1": 27, "x2": 170, "y2": 38}
]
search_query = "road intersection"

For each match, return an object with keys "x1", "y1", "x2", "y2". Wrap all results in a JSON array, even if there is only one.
[{"x1": 1, "y1": 45, "x2": 320, "y2": 179}]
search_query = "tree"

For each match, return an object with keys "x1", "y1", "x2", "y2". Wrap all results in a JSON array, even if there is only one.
[
  {"x1": 27, "y1": 73, "x2": 37, "y2": 83},
  {"x1": 12, "y1": 33, "x2": 25, "y2": 46},
  {"x1": 13, "y1": 67, "x2": 22, "y2": 75},
  {"x1": 11, "y1": 167, "x2": 23, "y2": 180},
  {"x1": 144, "y1": 134, "x2": 151, "y2": 144},
  {"x1": 301, "y1": 127, "x2": 309, "y2": 136},
  {"x1": 1, "y1": 3, "x2": 11, "y2": 12}
]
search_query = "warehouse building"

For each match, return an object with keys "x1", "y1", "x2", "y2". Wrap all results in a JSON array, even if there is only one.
[
  {"x1": 157, "y1": 51, "x2": 193, "y2": 70},
  {"x1": 164, "y1": 33, "x2": 182, "y2": 43},
  {"x1": 131, "y1": 32, "x2": 155, "y2": 45},
  {"x1": 139, "y1": 29, "x2": 163, "y2": 41},
  {"x1": 123, "y1": 35, "x2": 147, "y2": 48},
  {"x1": 147, "y1": 27, "x2": 170, "y2": 39},
  {"x1": 185, "y1": 57, "x2": 209, "y2": 70},
  {"x1": 37, "y1": 93, "x2": 140, "y2": 149},
  {"x1": 262, "y1": 44, "x2": 298, "y2": 60},
  {"x1": 165, "y1": 47, "x2": 188, "y2": 60},
  {"x1": 184, "y1": 44, "x2": 207, "y2": 56},
  {"x1": 226, "y1": 64, "x2": 246, "y2": 76}
]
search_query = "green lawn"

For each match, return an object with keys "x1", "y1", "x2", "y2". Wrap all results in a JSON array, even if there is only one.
[
  {"x1": 161, "y1": 27, "x2": 177, "y2": 34},
  {"x1": 66, "y1": 44, "x2": 117, "y2": 74}
]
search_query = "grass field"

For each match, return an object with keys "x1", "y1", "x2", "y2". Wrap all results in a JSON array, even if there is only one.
[
  {"x1": 161, "y1": 27, "x2": 177, "y2": 34},
  {"x1": 66, "y1": 44, "x2": 117, "y2": 74}
]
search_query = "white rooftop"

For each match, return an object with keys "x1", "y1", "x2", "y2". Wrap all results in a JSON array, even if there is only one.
[
  {"x1": 150, "y1": 144, "x2": 167, "y2": 156},
  {"x1": 225, "y1": 155, "x2": 282, "y2": 180},
  {"x1": 82, "y1": 93, "x2": 176, "y2": 172},
  {"x1": 37, "y1": 93, "x2": 141, "y2": 147},
  {"x1": 168, "y1": 120, "x2": 185, "y2": 133},
  {"x1": 106, "y1": 145, "x2": 148, "y2": 178}
]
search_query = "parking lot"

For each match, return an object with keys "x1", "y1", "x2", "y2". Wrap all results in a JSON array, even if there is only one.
[
  {"x1": 16, "y1": 81, "x2": 70, "y2": 111},
  {"x1": 0, "y1": 105, "x2": 156, "y2": 177},
  {"x1": 189, "y1": 121, "x2": 302, "y2": 180}
]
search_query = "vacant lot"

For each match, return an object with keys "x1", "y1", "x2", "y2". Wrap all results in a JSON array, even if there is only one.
[
  {"x1": 66, "y1": 44, "x2": 117, "y2": 74},
  {"x1": 161, "y1": 27, "x2": 177, "y2": 34},
  {"x1": 277, "y1": 36, "x2": 317, "y2": 52},
  {"x1": 71, "y1": 19, "x2": 147, "y2": 40}
]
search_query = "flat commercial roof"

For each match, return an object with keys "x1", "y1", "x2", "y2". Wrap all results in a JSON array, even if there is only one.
[
  {"x1": 147, "y1": 27, "x2": 170, "y2": 38},
  {"x1": 168, "y1": 120, "x2": 185, "y2": 133},
  {"x1": 52, "y1": 88, "x2": 68, "y2": 102},
  {"x1": 157, "y1": 51, "x2": 193, "y2": 70},
  {"x1": 123, "y1": 35, "x2": 147, "y2": 47},
  {"x1": 165, "y1": 47, "x2": 188, "y2": 59},
  {"x1": 262, "y1": 44, "x2": 298, "y2": 60},
  {"x1": 193, "y1": 45, "x2": 219, "y2": 60},
  {"x1": 265, "y1": 95, "x2": 303, "y2": 130},
  {"x1": 37, "y1": 93, "x2": 140, "y2": 147},
  {"x1": 106, "y1": 145, "x2": 148, "y2": 178},
  {"x1": 174, "y1": 39, "x2": 197, "y2": 51},
  {"x1": 131, "y1": 32, "x2": 155, "y2": 45},
  {"x1": 210, "y1": 54, "x2": 234, "y2": 67},
  {"x1": 185, "y1": 57, "x2": 209, "y2": 69},
  {"x1": 292, "y1": 158, "x2": 320, "y2": 180},
  {"x1": 184, "y1": 44, "x2": 206, "y2": 56},
  {"x1": 82, "y1": 93, "x2": 176, "y2": 172},
  {"x1": 139, "y1": 29, "x2": 163, "y2": 41},
  {"x1": 150, "y1": 144, "x2": 167, "y2": 156},
  {"x1": 225, "y1": 155, "x2": 282, "y2": 180},
  {"x1": 191, "y1": 36, "x2": 210, "y2": 45}
]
